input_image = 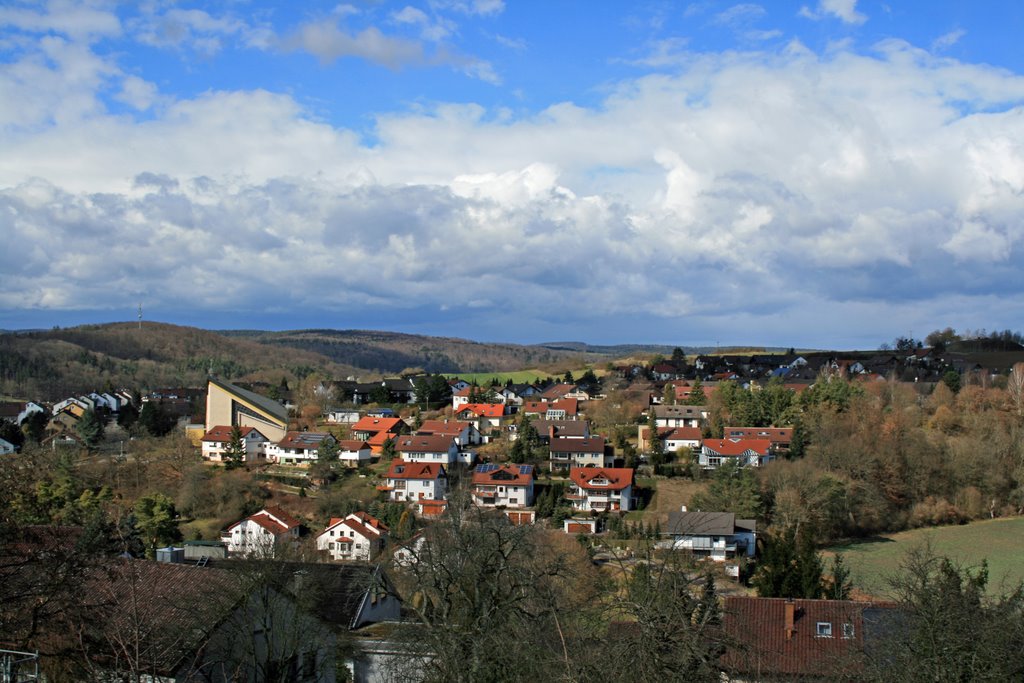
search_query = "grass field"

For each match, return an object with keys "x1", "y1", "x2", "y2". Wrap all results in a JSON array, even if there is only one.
[
  {"x1": 445, "y1": 368, "x2": 604, "y2": 385},
  {"x1": 825, "y1": 517, "x2": 1024, "y2": 598}
]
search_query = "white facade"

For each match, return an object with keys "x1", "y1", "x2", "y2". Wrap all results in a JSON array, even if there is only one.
[
  {"x1": 201, "y1": 426, "x2": 269, "y2": 462},
  {"x1": 317, "y1": 514, "x2": 386, "y2": 562},
  {"x1": 222, "y1": 508, "x2": 300, "y2": 556}
]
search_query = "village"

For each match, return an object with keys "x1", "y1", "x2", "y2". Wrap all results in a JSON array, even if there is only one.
[{"x1": 4, "y1": 340, "x2": 1023, "y2": 682}]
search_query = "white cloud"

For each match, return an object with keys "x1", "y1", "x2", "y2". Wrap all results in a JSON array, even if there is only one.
[
  {"x1": 712, "y1": 4, "x2": 766, "y2": 27},
  {"x1": 6, "y1": 20, "x2": 1024, "y2": 343},
  {"x1": 799, "y1": 0, "x2": 867, "y2": 25},
  {"x1": 287, "y1": 21, "x2": 424, "y2": 68},
  {"x1": 932, "y1": 28, "x2": 965, "y2": 52}
]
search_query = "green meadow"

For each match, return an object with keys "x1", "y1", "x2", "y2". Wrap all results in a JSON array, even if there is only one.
[{"x1": 826, "y1": 517, "x2": 1024, "y2": 598}]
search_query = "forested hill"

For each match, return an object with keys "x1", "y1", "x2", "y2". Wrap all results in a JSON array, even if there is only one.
[
  {"x1": 219, "y1": 329, "x2": 608, "y2": 375},
  {"x1": 0, "y1": 322, "x2": 361, "y2": 400},
  {"x1": 0, "y1": 323, "x2": 614, "y2": 400}
]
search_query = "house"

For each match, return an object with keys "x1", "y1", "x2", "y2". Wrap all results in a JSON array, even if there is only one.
[
  {"x1": 566, "y1": 467, "x2": 634, "y2": 512},
  {"x1": 0, "y1": 400, "x2": 45, "y2": 425},
  {"x1": 416, "y1": 419, "x2": 482, "y2": 447},
  {"x1": 337, "y1": 439, "x2": 373, "y2": 467},
  {"x1": 200, "y1": 425, "x2": 269, "y2": 462},
  {"x1": 471, "y1": 464, "x2": 535, "y2": 508},
  {"x1": 394, "y1": 434, "x2": 461, "y2": 465},
  {"x1": 378, "y1": 460, "x2": 448, "y2": 504},
  {"x1": 0, "y1": 437, "x2": 16, "y2": 455},
  {"x1": 454, "y1": 403, "x2": 510, "y2": 437},
  {"x1": 222, "y1": 506, "x2": 302, "y2": 557},
  {"x1": 266, "y1": 431, "x2": 335, "y2": 465},
  {"x1": 724, "y1": 426, "x2": 794, "y2": 454},
  {"x1": 664, "y1": 511, "x2": 756, "y2": 560},
  {"x1": 90, "y1": 560, "x2": 337, "y2": 682},
  {"x1": 317, "y1": 512, "x2": 388, "y2": 562},
  {"x1": 721, "y1": 597, "x2": 898, "y2": 680},
  {"x1": 539, "y1": 383, "x2": 577, "y2": 402},
  {"x1": 652, "y1": 404, "x2": 708, "y2": 429},
  {"x1": 700, "y1": 438, "x2": 774, "y2": 469},
  {"x1": 549, "y1": 436, "x2": 612, "y2": 471},
  {"x1": 205, "y1": 377, "x2": 289, "y2": 442},
  {"x1": 325, "y1": 409, "x2": 361, "y2": 424},
  {"x1": 639, "y1": 425, "x2": 703, "y2": 453},
  {"x1": 521, "y1": 398, "x2": 580, "y2": 420},
  {"x1": 528, "y1": 419, "x2": 590, "y2": 444},
  {"x1": 351, "y1": 416, "x2": 405, "y2": 442}
]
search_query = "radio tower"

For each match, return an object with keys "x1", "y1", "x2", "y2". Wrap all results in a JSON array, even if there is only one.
[{"x1": 138, "y1": 303, "x2": 143, "y2": 330}]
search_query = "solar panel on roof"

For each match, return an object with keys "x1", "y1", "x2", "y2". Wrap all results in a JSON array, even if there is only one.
[
  {"x1": 476, "y1": 464, "x2": 498, "y2": 473},
  {"x1": 519, "y1": 465, "x2": 532, "y2": 475}
]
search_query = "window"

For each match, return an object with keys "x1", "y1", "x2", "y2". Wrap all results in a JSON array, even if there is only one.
[
  {"x1": 816, "y1": 622, "x2": 833, "y2": 638},
  {"x1": 842, "y1": 622, "x2": 855, "y2": 639}
]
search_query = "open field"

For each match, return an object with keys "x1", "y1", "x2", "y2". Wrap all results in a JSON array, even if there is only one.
[
  {"x1": 445, "y1": 370, "x2": 572, "y2": 384},
  {"x1": 825, "y1": 517, "x2": 1024, "y2": 598}
]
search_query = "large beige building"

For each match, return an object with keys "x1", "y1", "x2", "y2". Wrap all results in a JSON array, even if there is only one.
[{"x1": 205, "y1": 378, "x2": 289, "y2": 442}]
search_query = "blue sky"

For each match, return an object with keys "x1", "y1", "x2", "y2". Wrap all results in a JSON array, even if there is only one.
[{"x1": 2, "y1": 1, "x2": 1024, "y2": 349}]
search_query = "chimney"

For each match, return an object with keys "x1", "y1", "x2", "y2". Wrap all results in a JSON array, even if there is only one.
[{"x1": 784, "y1": 600, "x2": 795, "y2": 640}]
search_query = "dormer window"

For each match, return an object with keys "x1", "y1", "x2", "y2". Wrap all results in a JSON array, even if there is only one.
[{"x1": 816, "y1": 622, "x2": 833, "y2": 638}]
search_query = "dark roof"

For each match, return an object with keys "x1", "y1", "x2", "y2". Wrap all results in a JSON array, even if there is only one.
[
  {"x1": 549, "y1": 436, "x2": 605, "y2": 454},
  {"x1": 665, "y1": 511, "x2": 755, "y2": 536},
  {"x1": 209, "y1": 377, "x2": 288, "y2": 424},
  {"x1": 91, "y1": 560, "x2": 244, "y2": 674}
]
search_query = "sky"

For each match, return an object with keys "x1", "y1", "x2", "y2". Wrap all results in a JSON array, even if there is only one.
[{"x1": 2, "y1": 0, "x2": 1024, "y2": 349}]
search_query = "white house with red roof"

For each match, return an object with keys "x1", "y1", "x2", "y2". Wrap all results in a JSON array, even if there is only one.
[
  {"x1": 394, "y1": 434, "x2": 461, "y2": 465},
  {"x1": 416, "y1": 419, "x2": 482, "y2": 447},
  {"x1": 337, "y1": 439, "x2": 373, "y2": 467},
  {"x1": 521, "y1": 399, "x2": 580, "y2": 421},
  {"x1": 378, "y1": 459, "x2": 448, "y2": 504},
  {"x1": 316, "y1": 512, "x2": 388, "y2": 562},
  {"x1": 221, "y1": 506, "x2": 301, "y2": 556},
  {"x1": 471, "y1": 464, "x2": 535, "y2": 508},
  {"x1": 200, "y1": 425, "x2": 269, "y2": 462},
  {"x1": 700, "y1": 438, "x2": 774, "y2": 469},
  {"x1": 567, "y1": 467, "x2": 634, "y2": 512},
  {"x1": 351, "y1": 416, "x2": 405, "y2": 442},
  {"x1": 453, "y1": 403, "x2": 511, "y2": 440},
  {"x1": 265, "y1": 431, "x2": 335, "y2": 465}
]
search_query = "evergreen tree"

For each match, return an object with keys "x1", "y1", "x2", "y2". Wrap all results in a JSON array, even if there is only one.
[
  {"x1": 826, "y1": 553, "x2": 852, "y2": 600},
  {"x1": 138, "y1": 401, "x2": 175, "y2": 437},
  {"x1": 76, "y1": 408, "x2": 105, "y2": 449},
  {"x1": 647, "y1": 409, "x2": 664, "y2": 464},
  {"x1": 134, "y1": 492, "x2": 182, "y2": 558},
  {"x1": 22, "y1": 410, "x2": 47, "y2": 444},
  {"x1": 688, "y1": 377, "x2": 707, "y2": 405},
  {"x1": 223, "y1": 425, "x2": 246, "y2": 470},
  {"x1": 116, "y1": 401, "x2": 139, "y2": 430}
]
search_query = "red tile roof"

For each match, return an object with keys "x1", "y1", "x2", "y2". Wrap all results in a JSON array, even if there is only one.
[
  {"x1": 395, "y1": 434, "x2": 456, "y2": 453},
  {"x1": 228, "y1": 506, "x2": 301, "y2": 535},
  {"x1": 201, "y1": 425, "x2": 264, "y2": 442},
  {"x1": 351, "y1": 416, "x2": 403, "y2": 433},
  {"x1": 385, "y1": 459, "x2": 445, "y2": 480},
  {"x1": 722, "y1": 597, "x2": 896, "y2": 678},
  {"x1": 455, "y1": 403, "x2": 506, "y2": 418},
  {"x1": 569, "y1": 467, "x2": 634, "y2": 491},
  {"x1": 417, "y1": 419, "x2": 471, "y2": 436},
  {"x1": 702, "y1": 438, "x2": 771, "y2": 456}
]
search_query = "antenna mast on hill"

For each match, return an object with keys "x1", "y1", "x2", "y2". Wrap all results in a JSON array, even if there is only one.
[{"x1": 138, "y1": 303, "x2": 143, "y2": 330}]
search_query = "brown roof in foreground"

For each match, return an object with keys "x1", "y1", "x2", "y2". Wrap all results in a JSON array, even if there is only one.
[{"x1": 722, "y1": 597, "x2": 897, "y2": 678}]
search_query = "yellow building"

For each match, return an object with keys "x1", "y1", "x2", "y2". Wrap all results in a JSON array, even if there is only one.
[{"x1": 205, "y1": 378, "x2": 289, "y2": 443}]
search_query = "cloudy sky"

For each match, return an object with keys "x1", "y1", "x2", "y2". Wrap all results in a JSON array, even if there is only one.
[{"x1": 2, "y1": 0, "x2": 1024, "y2": 349}]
